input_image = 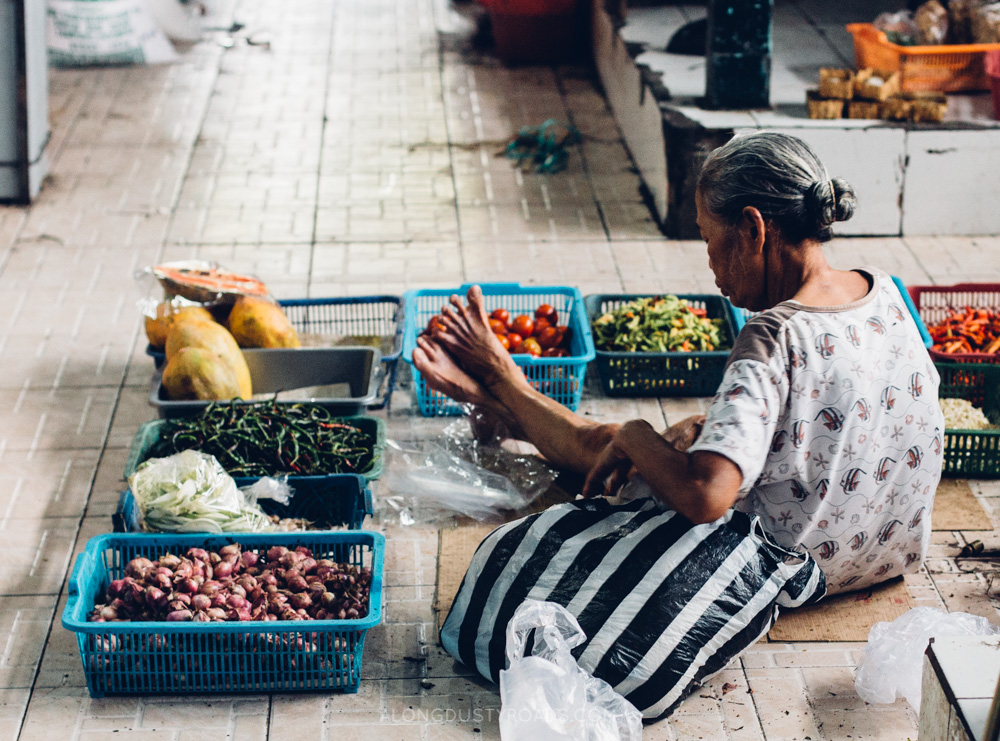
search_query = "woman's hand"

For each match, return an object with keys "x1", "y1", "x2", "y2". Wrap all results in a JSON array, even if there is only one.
[
  {"x1": 662, "y1": 414, "x2": 705, "y2": 453},
  {"x1": 582, "y1": 420, "x2": 654, "y2": 499},
  {"x1": 580, "y1": 417, "x2": 743, "y2": 524}
]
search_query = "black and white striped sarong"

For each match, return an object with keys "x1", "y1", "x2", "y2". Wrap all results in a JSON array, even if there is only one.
[{"x1": 440, "y1": 496, "x2": 825, "y2": 718}]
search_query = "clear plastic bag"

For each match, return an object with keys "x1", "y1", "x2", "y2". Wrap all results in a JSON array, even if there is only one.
[
  {"x1": 379, "y1": 409, "x2": 557, "y2": 525},
  {"x1": 854, "y1": 606, "x2": 1000, "y2": 709},
  {"x1": 128, "y1": 451, "x2": 292, "y2": 533},
  {"x1": 915, "y1": 0, "x2": 949, "y2": 44},
  {"x1": 874, "y1": 10, "x2": 920, "y2": 45},
  {"x1": 498, "y1": 600, "x2": 643, "y2": 741},
  {"x1": 135, "y1": 259, "x2": 272, "y2": 312},
  {"x1": 441, "y1": 410, "x2": 557, "y2": 504},
  {"x1": 381, "y1": 440, "x2": 533, "y2": 524}
]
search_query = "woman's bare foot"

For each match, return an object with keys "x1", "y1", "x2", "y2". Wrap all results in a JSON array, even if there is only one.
[
  {"x1": 436, "y1": 286, "x2": 527, "y2": 392},
  {"x1": 413, "y1": 335, "x2": 494, "y2": 406},
  {"x1": 413, "y1": 335, "x2": 526, "y2": 438}
]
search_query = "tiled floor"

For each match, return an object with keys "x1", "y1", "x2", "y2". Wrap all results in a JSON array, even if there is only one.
[{"x1": 2, "y1": 0, "x2": 1000, "y2": 739}]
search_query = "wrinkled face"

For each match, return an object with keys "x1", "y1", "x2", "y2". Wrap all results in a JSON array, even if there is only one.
[{"x1": 695, "y1": 190, "x2": 763, "y2": 311}]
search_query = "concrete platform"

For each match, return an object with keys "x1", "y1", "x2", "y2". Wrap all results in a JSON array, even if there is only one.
[{"x1": 593, "y1": 0, "x2": 1000, "y2": 237}]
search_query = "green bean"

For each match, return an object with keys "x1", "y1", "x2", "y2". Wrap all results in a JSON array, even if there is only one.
[{"x1": 146, "y1": 401, "x2": 375, "y2": 477}]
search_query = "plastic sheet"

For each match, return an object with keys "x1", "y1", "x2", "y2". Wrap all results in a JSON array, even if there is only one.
[
  {"x1": 854, "y1": 606, "x2": 1000, "y2": 709},
  {"x1": 379, "y1": 411, "x2": 557, "y2": 525},
  {"x1": 498, "y1": 600, "x2": 643, "y2": 741},
  {"x1": 441, "y1": 410, "x2": 557, "y2": 504}
]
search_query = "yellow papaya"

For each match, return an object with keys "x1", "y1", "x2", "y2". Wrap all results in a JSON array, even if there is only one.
[
  {"x1": 144, "y1": 303, "x2": 213, "y2": 349},
  {"x1": 227, "y1": 296, "x2": 300, "y2": 349},
  {"x1": 164, "y1": 318, "x2": 252, "y2": 398},
  {"x1": 161, "y1": 347, "x2": 242, "y2": 401}
]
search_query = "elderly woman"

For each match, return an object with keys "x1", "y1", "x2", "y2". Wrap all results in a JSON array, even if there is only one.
[{"x1": 416, "y1": 132, "x2": 944, "y2": 717}]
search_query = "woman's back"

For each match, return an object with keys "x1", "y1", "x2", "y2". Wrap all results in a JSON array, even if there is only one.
[{"x1": 688, "y1": 268, "x2": 944, "y2": 593}]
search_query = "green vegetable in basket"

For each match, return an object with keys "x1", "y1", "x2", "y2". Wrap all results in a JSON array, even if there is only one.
[
  {"x1": 147, "y1": 400, "x2": 376, "y2": 478},
  {"x1": 592, "y1": 296, "x2": 725, "y2": 353},
  {"x1": 128, "y1": 450, "x2": 274, "y2": 533}
]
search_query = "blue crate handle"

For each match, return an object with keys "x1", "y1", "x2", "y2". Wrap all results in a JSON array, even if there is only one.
[
  {"x1": 890, "y1": 276, "x2": 933, "y2": 349},
  {"x1": 63, "y1": 550, "x2": 93, "y2": 626}
]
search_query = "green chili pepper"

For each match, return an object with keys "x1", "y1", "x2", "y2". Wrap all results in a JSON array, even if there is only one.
[{"x1": 146, "y1": 401, "x2": 375, "y2": 477}]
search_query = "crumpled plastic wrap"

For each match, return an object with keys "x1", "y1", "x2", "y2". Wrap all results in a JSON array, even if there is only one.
[
  {"x1": 874, "y1": 11, "x2": 920, "y2": 45},
  {"x1": 854, "y1": 606, "x2": 1000, "y2": 709},
  {"x1": 915, "y1": 0, "x2": 949, "y2": 44},
  {"x1": 499, "y1": 600, "x2": 643, "y2": 741},
  {"x1": 379, "y1": 408, "x2": 557, "y2": 525},
  {"x1": 128, "y1": 450, "x2": 292, "y2": 533},
  {"x1": 135, "y1": 259, "x2": 272, "y2": 320}
]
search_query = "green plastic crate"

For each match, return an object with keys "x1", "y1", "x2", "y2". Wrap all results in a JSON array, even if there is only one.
[
  {"x1": 124, "y1": 415, "x2": 386, "y2": 483},
  {"x1": 583, "y1": 293, "x2": 737, "y2": 397},
  {"x1": 937, "y1": 362, "x2": 1000, "y2": 478}
]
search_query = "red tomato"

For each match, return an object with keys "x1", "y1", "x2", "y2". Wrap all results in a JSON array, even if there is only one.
[
  {"x1": 534, "y1": 304, "x2": 558, "y2": 325},
  {"x1": 514, "y1": 337, "x2": 542, "y2": 357},
  {"x1": 495, "y1": 333, "x2": 510, "y2": 350},
  {"x1": 556, "y1": 325, "x2": 571, "y2": 348},
  {"x1": 532, "y1": 317, "x2": 551, "y2": 336},
  {"x1": 490, "y1": 308, "x2": 511, "y2": 327},
  {"x1": 542, "y1": 347, "x2": 561, "y2": 357},
  {"x1": 426, "y1": 315, "x2": 447, "y2": 336},
  {"x1": 510, "y1": 315, "x2": 534, "y2": 338},
  {"x1": 689, "y1": 307, "x2": 708, "y2": 318},
  {"x1": 506, "y1": 333, "x2": 524, "y2": 351},
  {"x1": 537, "y1": 326, "x2": 561, "y2": 349},
  {"x1": 489, "y1": 318, "x2": 508, "y2": 335}
]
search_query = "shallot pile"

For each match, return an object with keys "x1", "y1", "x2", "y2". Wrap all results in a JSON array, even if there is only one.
[{"x1": 88, "y1": 544, "x2": 372, "y2": 623}]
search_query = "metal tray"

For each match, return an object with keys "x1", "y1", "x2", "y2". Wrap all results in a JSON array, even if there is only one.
[{"x1": 150, "y1": 347, "x2": 381, "y2": 418}]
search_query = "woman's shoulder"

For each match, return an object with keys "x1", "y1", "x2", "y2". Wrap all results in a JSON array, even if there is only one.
[{"x1": 730, "y1": 305, "x2": 802, "y2": 366}]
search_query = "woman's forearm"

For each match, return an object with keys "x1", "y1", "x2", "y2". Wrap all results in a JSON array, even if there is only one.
[
  {"x1": 614, "y1": 421, "x2": 742, "y2": 523},
  {"x1": 490, "y1": 378, "x2": 619, "y2": 475}
]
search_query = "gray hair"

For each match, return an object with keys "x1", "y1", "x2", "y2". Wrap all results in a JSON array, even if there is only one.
[{"x1": 697, "y1": 132, "x2": 857, "y2": 243}]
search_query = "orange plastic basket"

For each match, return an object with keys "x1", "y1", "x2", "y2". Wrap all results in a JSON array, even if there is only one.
[{"x1": 847, "y1": 23, "x2": 1000, "y2": 93}]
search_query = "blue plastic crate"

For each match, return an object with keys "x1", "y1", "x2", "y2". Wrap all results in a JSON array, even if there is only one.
[
  {"x1": 584, "y1": 293, "x2": 738, "y2": 397},
  {"x1": 729, "y1": 275, "x2": 933, "y2": 349},
  {"x1": 62, "y1": 531, "x2": 384, "y2": 697},
  {"x1": 146, "y1": 296, "x2": 404, "y2": 409},
  {"x1": 402, "y1": 282, "x2": 596, "y2": 416},
  {"x1": 113, "y1": 473, "x2": 372, "y2": 533}
]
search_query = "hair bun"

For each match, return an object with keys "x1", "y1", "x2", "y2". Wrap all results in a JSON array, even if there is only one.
[
  {"x1": 805, "y1": 180, "x2": 836, "y2": 229},
  {"x1": 805, "y1": 177, "x2": 857, "y2": 230},
  {"x1": 830, "y1": 176, "x2": 857, "y2": 224}
]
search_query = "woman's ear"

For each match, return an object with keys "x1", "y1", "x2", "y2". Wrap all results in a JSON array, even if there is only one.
[{"x1": 740, "y1": 206, "x2": 767, "y2": 255}]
